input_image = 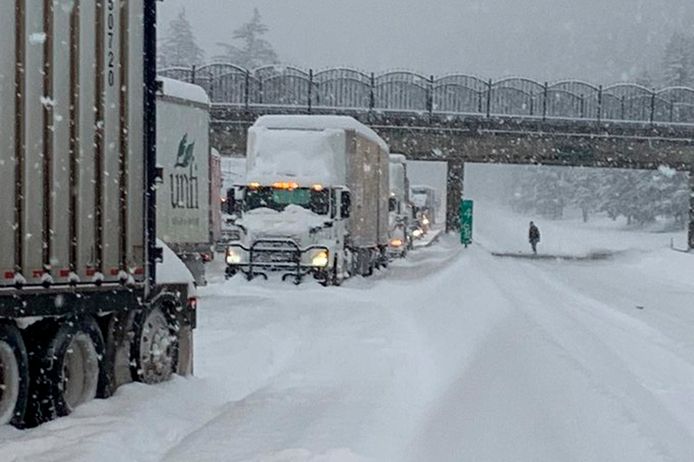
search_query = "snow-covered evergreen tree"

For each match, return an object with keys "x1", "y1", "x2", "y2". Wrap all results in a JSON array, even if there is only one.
[
  {"x1": 158, "y1": 9, "x2": 205, "y2": 69},
  {"x1": 215, "y1": 8, "x2": 279, "y2": 69},
  {"x1": 662, "y1": 32, "x2": 694, "y2": 87},
  {"x1": 570, "y1": 168, "x2": 598, "y2": 222},
  {"x1": 634, "y1": 69, "x2": 655, "y2": 88}
]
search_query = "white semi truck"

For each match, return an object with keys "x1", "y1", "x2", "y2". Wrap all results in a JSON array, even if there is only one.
[
  {"x1": 224, "y1": 115, "x2": 390, "y2": 284},
  {"x1": 156, "y1": 78, "x2": 212, "y2": 286},
  {"x1": 411, "y1": 185, "x2": 440, "y2": 233},
  {"x1": 387, "y1": 154, "x2": 414, "y2": 258},
  {"x1": 0, "y1": 0, "x2": 196, "y2": 428}
]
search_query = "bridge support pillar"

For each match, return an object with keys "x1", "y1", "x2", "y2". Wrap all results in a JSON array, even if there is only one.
[
  {"x1": 689, "y1": 172, "x2": 694, "y2": 250},
  {"x1": 446, "y1": 160, "x2": 464, "y2": 232}
]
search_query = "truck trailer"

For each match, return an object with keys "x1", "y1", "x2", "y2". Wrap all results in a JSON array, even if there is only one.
[
  {"x1": 0, "y1": 0, "x2": 196, "y2": 428},
  {"x1": 156, "y1": 77, "x2": 212, "y2": 286},
  {"x1": 224, "y1": 115, "x2": 390, "y2": 284}
]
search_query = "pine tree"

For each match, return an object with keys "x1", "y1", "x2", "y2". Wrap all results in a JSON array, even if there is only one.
[
  {"x1": 159, "y1": 9, "x2": 205, "y2": 69},
  {"x1": 570, "y1": 168, "x2": 598, "y2": 223},
  {"x1": 662, "y1": 32, "x2": 693, "y2": 87},
  {"x1": 634, "y1": 69, "x2": 654, "y2": 88},
  {"x1": 215, "y1": 8, "x2": 279, "y2": 69}
]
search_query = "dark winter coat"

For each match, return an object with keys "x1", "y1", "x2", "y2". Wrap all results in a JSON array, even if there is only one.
[{"x1": 529, "y1": 225, "x2": 540, "y2": 242}]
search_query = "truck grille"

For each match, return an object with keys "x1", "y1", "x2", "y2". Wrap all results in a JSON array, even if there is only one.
[
  {"x1": 254, "y1": 251, "x2": 297, "y2": 264},
  {"x1": 251, "y1": 240, "x2": 300, "y2": 267}
]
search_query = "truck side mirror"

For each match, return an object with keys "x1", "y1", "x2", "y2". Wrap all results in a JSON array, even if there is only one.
[
  {"x1": 341, "y1": 191, "x2": 352, "y2": 218},
  {"x1": 388, "y1": 197, "x2": 397, "y2": 213}
]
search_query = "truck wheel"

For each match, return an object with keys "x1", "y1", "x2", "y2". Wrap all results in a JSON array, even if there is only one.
[
  {"x1": 32, "y1": 317, "x2": 105, "y2": 421},
  {"x1": 131, "y1": 306, "x2": 178, "y2": 384},
  {"x1": 0, "y1": 324, "x2": 28, "y2": 427}
]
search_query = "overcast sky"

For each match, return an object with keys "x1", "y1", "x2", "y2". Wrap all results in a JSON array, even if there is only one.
[{"x1": 158, "y1": 0, "x2": 694, "y2": 84}]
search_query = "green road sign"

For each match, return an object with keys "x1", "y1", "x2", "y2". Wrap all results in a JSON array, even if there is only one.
[{"x1": 460, "y1": 199, "x2": 473, "y2": 246}]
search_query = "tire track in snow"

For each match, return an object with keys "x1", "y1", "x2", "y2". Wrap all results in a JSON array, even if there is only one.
[{"x1": 479, "y1": 252, "x2": 693, "y2": 460}]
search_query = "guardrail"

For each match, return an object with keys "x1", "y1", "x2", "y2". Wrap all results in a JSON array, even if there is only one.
[{"x1": 159, "y1": 63, "x2": 694, "y2": 125}]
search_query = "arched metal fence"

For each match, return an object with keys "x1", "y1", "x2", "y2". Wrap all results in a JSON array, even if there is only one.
[{"x1": 159, "y1": 63, "x2": 694, "y2": 124}]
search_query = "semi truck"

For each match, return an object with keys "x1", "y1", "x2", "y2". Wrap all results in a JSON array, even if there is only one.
[
  {"x1": 387, "y1": 154, "x2": 414, "y2": 258},
  {"x1": 224, "y1": 115, "x2": 390, "y2": 284},
  {"x1": 0, "y1": 0, "x2": 196, "y2": 428},
  {"x1": 411, "y1": 185, "x2": 440, "y2": 234},
  {"x1": 156, "y1": 77, "x2": 212, "y2": 286}
]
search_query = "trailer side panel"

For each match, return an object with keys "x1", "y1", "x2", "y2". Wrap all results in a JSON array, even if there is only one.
[{"x1": 0, "y1": 0, "x2": 146, "y2": 290}]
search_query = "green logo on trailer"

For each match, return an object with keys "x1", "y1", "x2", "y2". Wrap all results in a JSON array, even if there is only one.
[
  {"x1": 175, "y1": 134, "x2": 196, "y2": 168},
  {"x1": 170, "y1": 134, "x2": 200, "y2": 210},
  {"x1": 460, "y1": 199, "x2": 473, "y2": 246}
]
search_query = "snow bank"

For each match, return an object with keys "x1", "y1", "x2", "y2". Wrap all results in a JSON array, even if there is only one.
[
  {"x1": 253, "y1": 115, "x2": 389, "y2": 153},
  {"x1": 157, "y1": 77, "x2": 210, "y2": 105},
  {"x1": 156, "y1": 239, "x2": 196, "y2": 296},
  {"x1": 5, "y1": 236, "x2": 694, "y2": 461},
  {"x1": 239, "y1": 205, "x2": 328, "y2": 238},
  {"x1": 246, "y1": 127, "x2": 346, "y2": 186}
]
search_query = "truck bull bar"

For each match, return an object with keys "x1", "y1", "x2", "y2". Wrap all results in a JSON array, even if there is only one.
[{"x1": 225, "y1": 239, "x2": 329, "y2": 284}]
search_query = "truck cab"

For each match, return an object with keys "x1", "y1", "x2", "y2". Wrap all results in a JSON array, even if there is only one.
[
  {"x1": 411, "y1": 185, "x2": 439, "y2": 234},
  {"x1": 223, "y1": 115, "x2": 389, "y2": 285},
  {"x1": 225, "y1": 182, "x2": 352, "y2": 284}
]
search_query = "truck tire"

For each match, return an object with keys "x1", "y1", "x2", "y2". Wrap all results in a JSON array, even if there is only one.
[
  {"x1": 30, "y1": 316, "x2": 106, "y2": 423},
  {"x1": 131, "y1": 305, "x2": 178, "y2": 384},
  {"x1": 0, "y1": 324, "x2": 28, "y2": 427}
]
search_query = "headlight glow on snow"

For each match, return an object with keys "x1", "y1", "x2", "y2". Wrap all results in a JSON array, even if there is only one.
[
  {"x1": 311, "y1": 250, "x2": 329, "y2": 268},
  {"x1": 226, "y1": 249, "x2": 242, "y2": 264},
  {"x1": 412, "y1": 228, "x2": 423, "y2": 238}
]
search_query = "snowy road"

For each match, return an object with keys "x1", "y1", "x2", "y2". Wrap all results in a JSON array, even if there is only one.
[{"x1": 2, "y1": 234, "x2": 694, "y2": 461}]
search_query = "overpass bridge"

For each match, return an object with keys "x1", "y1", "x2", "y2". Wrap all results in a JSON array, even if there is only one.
[{"x1": 160, "y1": 64, "x2": 694, "y2": 248}]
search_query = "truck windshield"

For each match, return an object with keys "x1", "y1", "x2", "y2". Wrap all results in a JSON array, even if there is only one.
[{"x1": 245, "y1": 187, "x2": 330, "y2": 215}]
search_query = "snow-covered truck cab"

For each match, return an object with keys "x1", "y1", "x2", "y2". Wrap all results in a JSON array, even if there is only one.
[
  {"x1": 411, "y1": 185, "x2": 438, "y2": 234},
  {"x1": 387, "y1": 154, "x2": 413, "y2": 258},
  {"x1": 224, "y1": 115, "x2": 390, "y2": 285}
]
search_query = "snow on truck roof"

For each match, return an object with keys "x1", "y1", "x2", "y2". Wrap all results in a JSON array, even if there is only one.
[
  {"x1": 390, "y1": 154, "x2": 407, "y2": 164},
  {"x1": 246, "y1": 127, "x2": 346, "y2": 185},
  {"x1": 157, "y1": 77, "x2": 210, "y2": 105},
  {"x1": 253, "y1": 115, "x2": 389, "y2": 153}
]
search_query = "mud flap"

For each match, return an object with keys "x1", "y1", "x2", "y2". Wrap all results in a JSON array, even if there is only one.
[{"x1": 177, "y1": 324, "x2": 194, "y2": 376}]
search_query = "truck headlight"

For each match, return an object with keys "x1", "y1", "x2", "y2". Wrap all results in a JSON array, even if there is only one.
[
  {"x1": 412, "y1": 228, "x2": 423, "y2": 238},
  {"x1": 390, "y1": 238, "x2": 403, "y2": 248},
  {"x1": 311, "y1": 250, "x2": 329, "y2": 268},
  {"x1": 226, "y1": 248, "x2": 242, "y2": 265},
  {"x1": 422, "y1": 217, "x2": 430, "y2": 226}
]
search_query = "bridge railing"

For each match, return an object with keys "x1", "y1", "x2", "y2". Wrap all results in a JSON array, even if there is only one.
[{"x1": 158, "y1": 64, "x2": 694, "y2": 125}]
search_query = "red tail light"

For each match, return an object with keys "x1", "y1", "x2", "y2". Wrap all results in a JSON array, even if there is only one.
[{"x1": 187, "y1": 297, "x2": 198, "y2": 310}]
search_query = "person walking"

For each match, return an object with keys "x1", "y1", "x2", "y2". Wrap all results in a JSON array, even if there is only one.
[{"x1": 528, "y1": 221, "x2": 541, "y2": 254}]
